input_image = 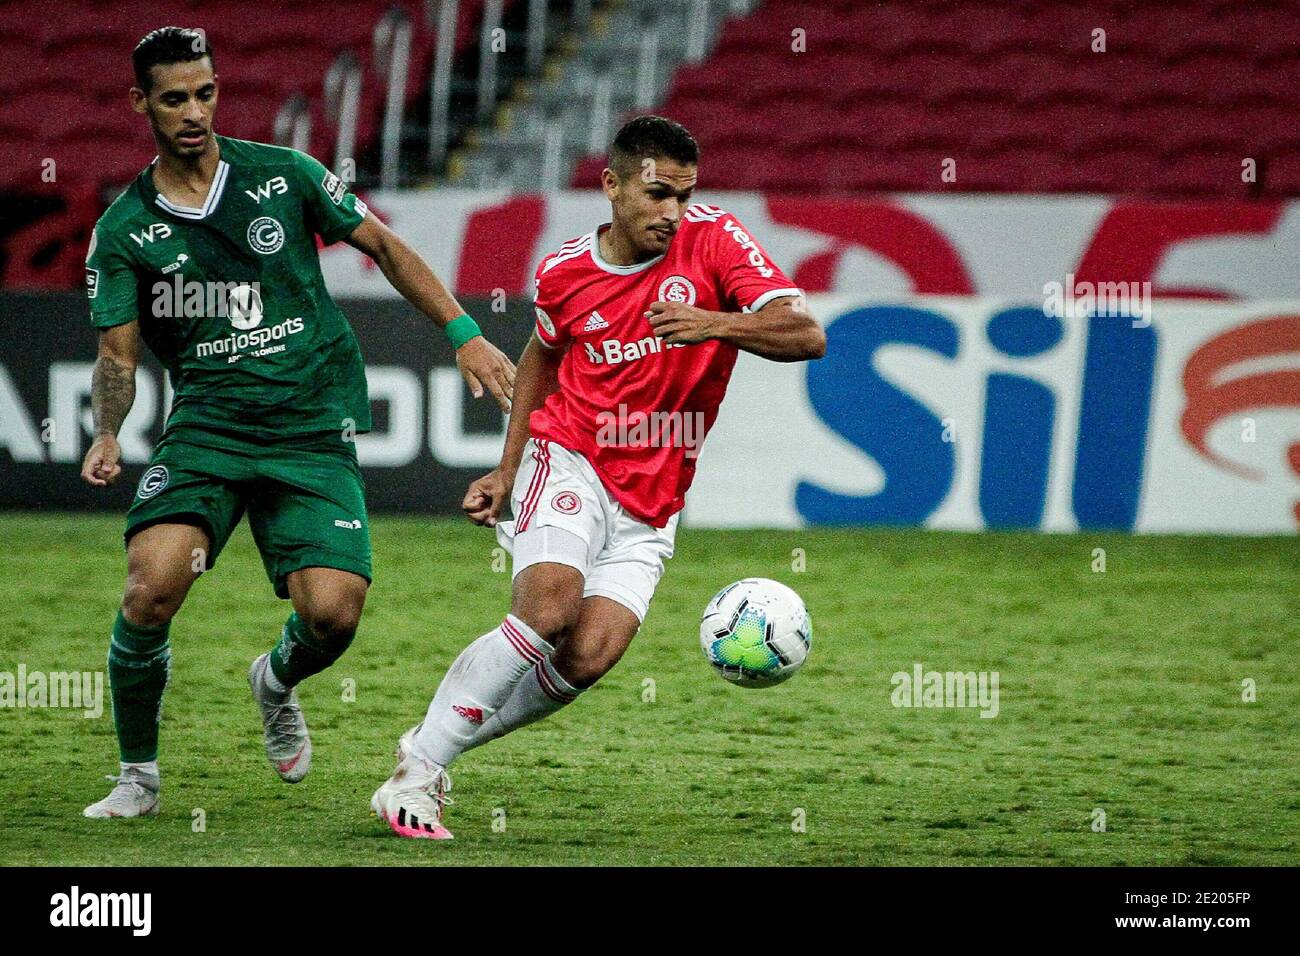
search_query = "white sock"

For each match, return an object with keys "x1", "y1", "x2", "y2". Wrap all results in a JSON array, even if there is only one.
[
  {"x1": 262, "y1": 660, "x2": 288, "y2": 694},
  {"x1": 121, "y1": 760, "x2": 159, "y2": 784},
  {"x1": 465, "y1": 655, "x2": 582, "y2": 752},
  {"x1": 411, "y1": 614, "x2": 552, "y2": 768}
]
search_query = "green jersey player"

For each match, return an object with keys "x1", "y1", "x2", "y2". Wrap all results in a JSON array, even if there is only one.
[{"x1": 80, "y1": 27, "x2": 515, "y2": 818}]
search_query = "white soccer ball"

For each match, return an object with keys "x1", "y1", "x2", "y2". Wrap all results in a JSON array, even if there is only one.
[{"x1": 700, "y1": 578, "x2": 812, "y2": 688}]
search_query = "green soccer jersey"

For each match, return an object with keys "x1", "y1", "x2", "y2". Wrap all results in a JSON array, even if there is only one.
[{"x1": 86, "y1": 136, "x2": 372, "y2": 440}]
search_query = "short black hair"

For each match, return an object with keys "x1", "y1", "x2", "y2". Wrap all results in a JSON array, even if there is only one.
[
  {"x1": 609, "y1": 115, "x2": 699, "y2": 179},
  {"x1": 132, "y1": 27, "x2": 214, "y2": 93}
]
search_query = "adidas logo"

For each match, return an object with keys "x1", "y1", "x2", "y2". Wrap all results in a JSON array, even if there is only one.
[
  {"x1": 582, "y1": 311, "x2": 609, "y2": 332},
  {"x1": 452, "y1": 704, "x2": 485, "y2": 724}
]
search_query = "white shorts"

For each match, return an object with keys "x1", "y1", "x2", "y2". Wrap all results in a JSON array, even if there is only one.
[{"x1": 495, "y1": 438, "x2": 678, "y2": 622}]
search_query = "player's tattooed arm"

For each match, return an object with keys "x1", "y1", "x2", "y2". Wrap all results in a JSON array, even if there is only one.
[
  {"x1": 92, "y1": 353, "x2": 136, "y2": 436},
  {"x1": 345, "y1": 212, "x2": 516, "y2": 411},
  {"x1": 646, "y1": 296, "x2": 826, "y2": 362},
  {"x1": 82, "y1": 322, "x2": 140, "y2": 487}
]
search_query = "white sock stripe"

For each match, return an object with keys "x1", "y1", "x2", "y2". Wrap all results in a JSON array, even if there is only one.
[
  {"x1": 504, "y1": 613, "x2": 549, "y2": 652},
  {"x1": 534, "y1": 665, "x2": 565, "y2": 703},
  {"x1": 534, "y1": 663, "x2": 575, "y2": 703},
  {"x1": 501, "y1": 616, "x2": 547, "y2": 662},
  {"x1": 501, "y1": 623, "x2": 541, "y2": 663},
  {"x1": 540, "y1": 657, "x2": 580, "y2": 700}
]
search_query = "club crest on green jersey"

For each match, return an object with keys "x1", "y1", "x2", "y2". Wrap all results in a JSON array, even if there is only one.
[
  {"x1": 247, "y1": 216, "x2": 285, "y2": 255},
  {"x1": 136, "y1": 466, "x2": 169, "y2": 500}
]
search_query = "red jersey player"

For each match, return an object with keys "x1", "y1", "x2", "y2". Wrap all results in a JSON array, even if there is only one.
[{"x1": 372, "y1": 116, "x2": 825, "y2": 839}]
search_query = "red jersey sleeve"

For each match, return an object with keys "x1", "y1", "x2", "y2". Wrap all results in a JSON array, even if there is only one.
[
  {"x1": 532, "y1": 256, "x2": 569, "y2": 349},
  {"x1": 705, "y1": 211, "x2": 803, "y2": 313}
]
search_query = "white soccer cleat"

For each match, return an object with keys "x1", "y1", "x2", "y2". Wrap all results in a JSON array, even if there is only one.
[
  {"x1": 83, "y1": 770, "x2": 160, "y2": 819},
  {"x1": 371, "y1": 748, "x2": 454, "y2": 840},
  {"x1": 248, "y1": 654, "x2": 312, "y2": 783}
]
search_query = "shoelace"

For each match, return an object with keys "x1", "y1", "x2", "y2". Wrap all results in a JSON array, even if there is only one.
[
  {"x1": 102, "y1": 774, "x2": 154, "y2": 800},
  {"x1": 420, "y1": 768, "x2": 454, "y2": 810},
  {"x1": 265, "y1": 699, "x2": 302, "y2": 740}
]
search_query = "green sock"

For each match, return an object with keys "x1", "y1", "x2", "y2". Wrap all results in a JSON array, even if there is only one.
[
  {"x1": 268, "y1": 612, "x2": 354, "y2": 688},
  {"x1": 107, "y1": 611, "x2": 171, "y2": 763}
]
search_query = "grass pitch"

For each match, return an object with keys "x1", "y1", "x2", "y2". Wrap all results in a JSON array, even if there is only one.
[{"x1": 0, "y1": 513, "x2": 1296, "y2": 866}]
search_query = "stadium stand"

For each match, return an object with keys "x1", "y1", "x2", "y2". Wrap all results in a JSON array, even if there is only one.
[
  {"x1": 570, "y1": 0, "x2": 1300, "y2": 197},
  {"x1": 4, "y1": 0, "x2": 1300, "y2": 288},
  {"x1": 0, "y1": 0, "x2": 496, "y2": 286}
]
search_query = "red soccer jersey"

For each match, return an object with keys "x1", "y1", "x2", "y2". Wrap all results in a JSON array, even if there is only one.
[{"x1": 528, "y1": 203, "x2": 801, "y2": 527}]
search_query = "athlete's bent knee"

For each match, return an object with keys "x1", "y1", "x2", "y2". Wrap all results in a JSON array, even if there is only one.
[
  {"x1": 553, "y1": 637, "x2": 625, "y2": 689},
  {"x1": 297, "y1": 594, "x2": 364, "y2": 646},
  {"x1": 520, "y1": 606, "x2": 577, "y2": 646},
  {"x1": 121, "y1": 577, "x2": 185, "y2": 628}
]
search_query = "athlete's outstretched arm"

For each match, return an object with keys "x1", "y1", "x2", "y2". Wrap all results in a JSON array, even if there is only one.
[
  {"x1": 646, "y1": 295, "x2": 825, "y2": 362},
  {"x1": 463, "y1": 334, "x2": 564, "y2": 527},
  {"x1": 81, "y1": 321, "x2": 140, "y2": 487},
  {"x1": 345, "y1": 213, "x2": 516, "y2": 411}
]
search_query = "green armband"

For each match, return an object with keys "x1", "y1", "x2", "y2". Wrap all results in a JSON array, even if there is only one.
[{"x1": 444, "y1": 313, "x2": 482, "y2": 349}]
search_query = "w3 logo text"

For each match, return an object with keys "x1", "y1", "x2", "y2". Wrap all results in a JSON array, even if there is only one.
[
  {"x1": 129, "y1": 223, "x2": 172, "y2": 246},
  {"x1": 244, "y1": 176, "x2": 288, "y2": 204}
]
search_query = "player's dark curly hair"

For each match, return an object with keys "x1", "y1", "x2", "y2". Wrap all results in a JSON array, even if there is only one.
[
  {"x1": 609, "y1": 115, "x2": 699, "y2": 178},
  {"x1": 132, "y1": 27, "x2": 214, "y2": 92}
]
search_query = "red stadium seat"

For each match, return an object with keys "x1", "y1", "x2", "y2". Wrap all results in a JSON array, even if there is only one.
[
  {"x1": 2, "y1": 0, "x2": 481, "y2": 287},
  {"x1": 1263, "y1": 149, "x2": 1300, "y2": 196},
  {"x1": 640, "y1": 0, "x2": 1300, "y2": 196},
  {"x1": 9, "y1": 0, "x2": 1300, "y2": 289},
  {"x1": 1158, "y1": 146, "x2": 1257, "y2": 197}
]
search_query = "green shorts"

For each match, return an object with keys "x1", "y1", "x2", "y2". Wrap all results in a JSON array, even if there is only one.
[{"x1": 125, "y1": 426, "x2": 372, "y2": 598}]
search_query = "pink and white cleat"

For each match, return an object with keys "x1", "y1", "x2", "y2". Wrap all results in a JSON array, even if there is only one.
[{"x1": 371, "y1": 744, "x2": 454, "y2": 840}]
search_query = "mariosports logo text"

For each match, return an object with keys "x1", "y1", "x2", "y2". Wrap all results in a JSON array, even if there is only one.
[
  {"x1": 50, "y1": 886, "x2": 151, "y2": 936},
  {"x1": 148, "y1": 276, "x2": 310, "y2": 362},
  {"x1": 196, "y1": 317, "x2": 305, "y2": 362}
]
